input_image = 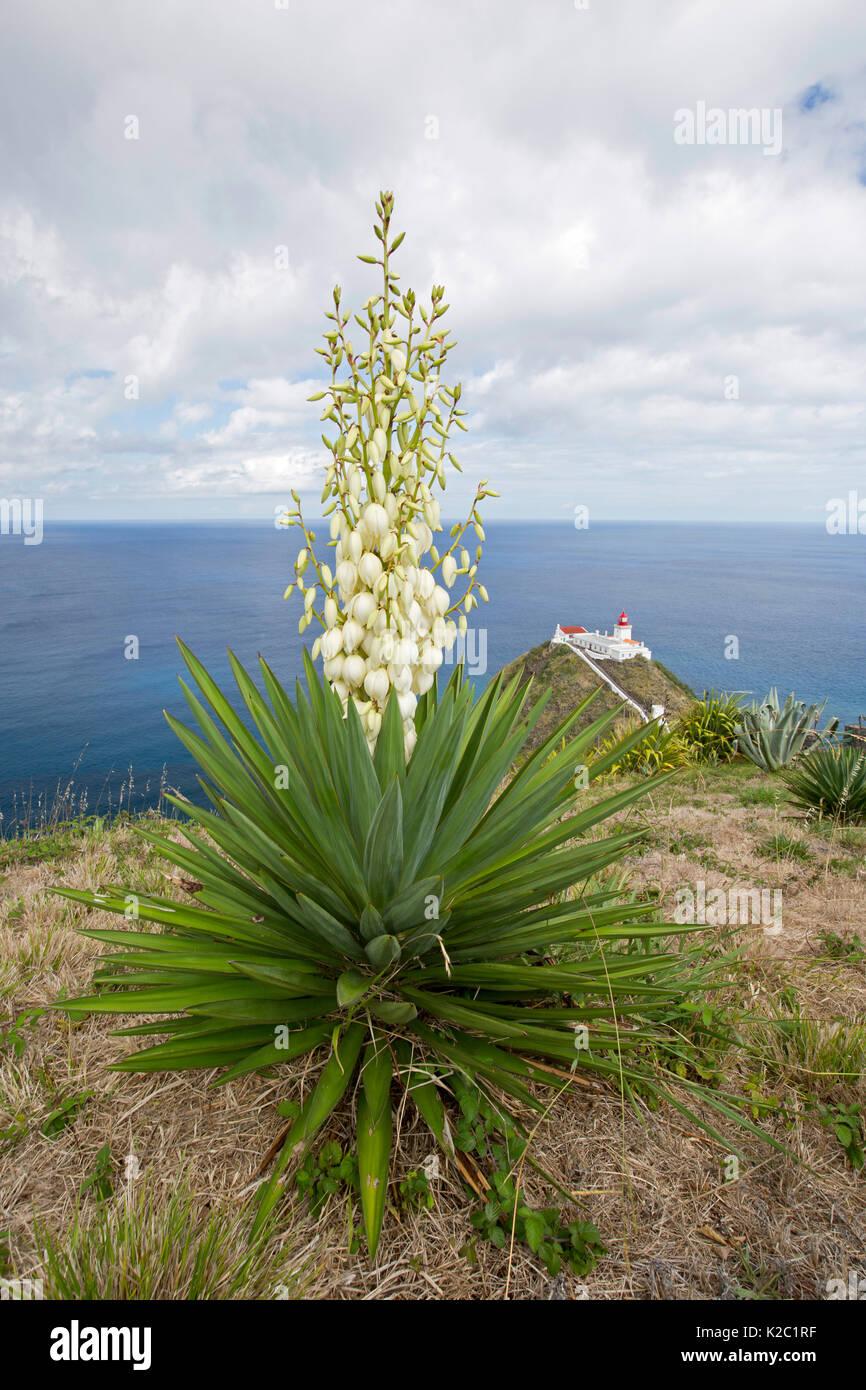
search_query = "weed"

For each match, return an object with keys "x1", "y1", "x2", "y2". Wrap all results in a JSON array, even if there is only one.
[
  {"x1": 815, "y1": 930, "x2": 865, "y2": 963},
  {"x1": 452, "y1": 1076, "x2": 606, "y2": 1278},
  {"x1": 40, "y1": 1090, "x2": 94, "y2": 1139},
  {"x1": 398, "y1": 1169, "x2": 434, "y2": 1213},
  {"x1": 79, "y1": 1144, "x2": 114, "y2": 1203},
  {"x1": 818, "y1": 1102, "x2": 864, "y2": 1171},
  {"x1": 35, "y1": 1178, "x2": 307, "y2": 1299},
  {"x1": 0, "y1": 1007, "x2": 44, "y2": 1057},
  {"x1": 756, "y1": 834, "x2": 813, "y2": 863}
]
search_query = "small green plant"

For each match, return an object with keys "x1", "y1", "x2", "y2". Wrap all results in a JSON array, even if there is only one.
[
  {"x1": 470, "y1": 1179, "x2": 606, "y2": 1278},
  {"x1": 668, "y1": 829, "x2": 709, "y2": 857},
  {"x1": 818, "y1": 1102, "x2": 864, "y2": 1171},
  {"x1": 738, "y1": 782, "x2": 784, "y2": 808},
  {"x1": 675, "y1": 691, "x2": 744, "y2": 765},
  {"x1": 0, "y1": 1007, "x2": 44, "y2": 1057},
  {"x1": 783, "y1": 745, "x2": 866, "y2": 824},
  {"x1": 79, "y1": 1144, "x2": 114, "y2": 1203},
  {"x1": 815, "y1": 930, "x2": 865, "y2": 963},
  {"x1": 398, "y1": 1169, "x2": 434, "y2": 1212},
  {"x1": 295, "y1": 1140, "x2": 359, "y2": 1218},
  {"x1": 452, "y1": 1076, "x2": 606, "y2": 1277},
  {"x1": 0, "y1": 1105, "x2": 28, "y2": 1150},
  {"x1": 728, "y1": 1244, "x2": 786, "y2": 1300},
  {"x1": 756, "y1": 834, "x2": 813, "y2": 864},
  {"x1": 826, "y1": 856, "x2": 866, "y2": 880},
  {"x1": 742, "y1": 1071, "x2": 785, "y2": 1122},
  {"x1": 40, "y1": 1090, "x2": 94, "y2": 1139}
]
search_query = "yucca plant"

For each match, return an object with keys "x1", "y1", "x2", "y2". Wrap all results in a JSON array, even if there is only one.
[
  {"x1": 675, "y1": 690, "x2": 744, "y2": 765},
  {"x1": 782, "y1": 744, "x2": 866, "y2": 824},
  {"x1": 52, "y1": 195, "x2": 780, "y2": 1260},
  {"x1": 55, "y1": 646, "x2": 782, "y2": 1258},
  {"x1": 736, "y1": 688, "x2": 837, "y2": 773}
]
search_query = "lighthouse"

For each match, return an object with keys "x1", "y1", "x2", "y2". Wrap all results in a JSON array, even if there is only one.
[{"x1": 551, "y1": 608, "x2": 651, "y2": 662}]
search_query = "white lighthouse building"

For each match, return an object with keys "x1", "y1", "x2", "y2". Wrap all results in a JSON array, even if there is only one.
[{"x1": 552, "y1": 610, "x2": 651, "y2": 663}]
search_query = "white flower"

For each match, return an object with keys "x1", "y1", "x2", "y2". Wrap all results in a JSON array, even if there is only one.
[
  {"x1": 320, "y1": 627, "x2": 343, "y2": 660},
  {"x1": 393, "y1": 638, "x2": 418, "y2": 667},
  {"x1": 335, "y1": 560, "x2": 358, "y2": 595},
  {"x1": 420, "y1": 643, "x2": 443, "y2": 674},
  {"x1": 341, "y1": 619, "x2": 365, "y2": 654},
  {"x1": 361, "y1": 503, "x2": 389, "y2": 540},
  {"x1": 323, "y1": 654, "x2": 344, "y2": 682},
  {"x1": 363, "y1": 667, "x2": 390, "y2": 703},
  {"x1": 342, "y1": 654, "x2": 367, "y2": 688},
  {"x1": 431, "y1": 585, "x2": 450, "y2": 615},
  {"x1": 351, "y1": 591, "x2": 377, "y2": 625},
  {"x1": 412, "y1": 669, "x2": 435, "y2": 695},
  {"x1": 324, "y1": 596, "x2": 339, "y2": 628},
  {"x1": 397, "y1": 691, "x2": 417, "y2": 720},
  {"x1": 358, "y1": 552, "x2": 383, "y2": 588},
  {"x1": 389, "y1": 664, "x2": 414, "y2": 694}
]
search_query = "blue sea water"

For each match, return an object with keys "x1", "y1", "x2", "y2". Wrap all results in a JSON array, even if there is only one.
[{"x1": 1, "y1": 521, "x2": 864, "y2": 831}]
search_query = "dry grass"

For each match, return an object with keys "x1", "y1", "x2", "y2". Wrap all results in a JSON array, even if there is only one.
[{"x1": 1, "y1": 770, "x2": 864, "y2": 1301}]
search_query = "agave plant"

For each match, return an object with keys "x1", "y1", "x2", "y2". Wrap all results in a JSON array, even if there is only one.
[
  {"x1": 782, "y1": 744, "x2": 866, "y2": 824},
  {"x1": 736, "y1": 688, "x2": 837, "y2": 773},
  {"x1": 55, "y1": 644, "x2": 779, "y2": 1258}
]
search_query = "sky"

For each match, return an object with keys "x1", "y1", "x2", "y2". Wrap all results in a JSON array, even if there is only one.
[{"x1": 1, "y1": 0, "x2": 865, "y2": 523}]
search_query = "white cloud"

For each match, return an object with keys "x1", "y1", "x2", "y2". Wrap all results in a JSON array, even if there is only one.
[{"x1": 1, "y1": 0, "x2": 865, "y2": 518}]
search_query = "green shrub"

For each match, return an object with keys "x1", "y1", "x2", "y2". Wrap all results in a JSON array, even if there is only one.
[
  {"x1": 54, "y1": 652, "x2": 778, "y2": 1258},
  {"x1": 675, "y1": 691, "x2": 744, "y2": 764},
  {"x1": 782, "y1": 745, "x2": 866, "y2": 824},
  {"x1": 596, "y1": 715, "x2": 692, "y2": 777}
]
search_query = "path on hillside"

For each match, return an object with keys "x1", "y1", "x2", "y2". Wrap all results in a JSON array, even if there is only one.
[{"x1": 563, "y1": 643, "x2": 654, "y2": 725}]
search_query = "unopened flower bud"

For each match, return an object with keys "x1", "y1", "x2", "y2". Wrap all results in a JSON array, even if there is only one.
[
  {"x1": 352, "y1": 591, "x2": 377, "y2": 625},
  {"x1": 362, "y1": 503, "x2": 390, "y2": 539},
  {"x1": 441, "y1": 555, "x2": 457, "y2": 588},
  {"x1": 358, "y1": 551, "x2": 383, "y2": 588}
]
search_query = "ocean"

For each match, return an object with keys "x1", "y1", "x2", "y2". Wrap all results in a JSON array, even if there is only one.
[{"x1": 1, "y1": 520, "x2": 863, "y2": 831}]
